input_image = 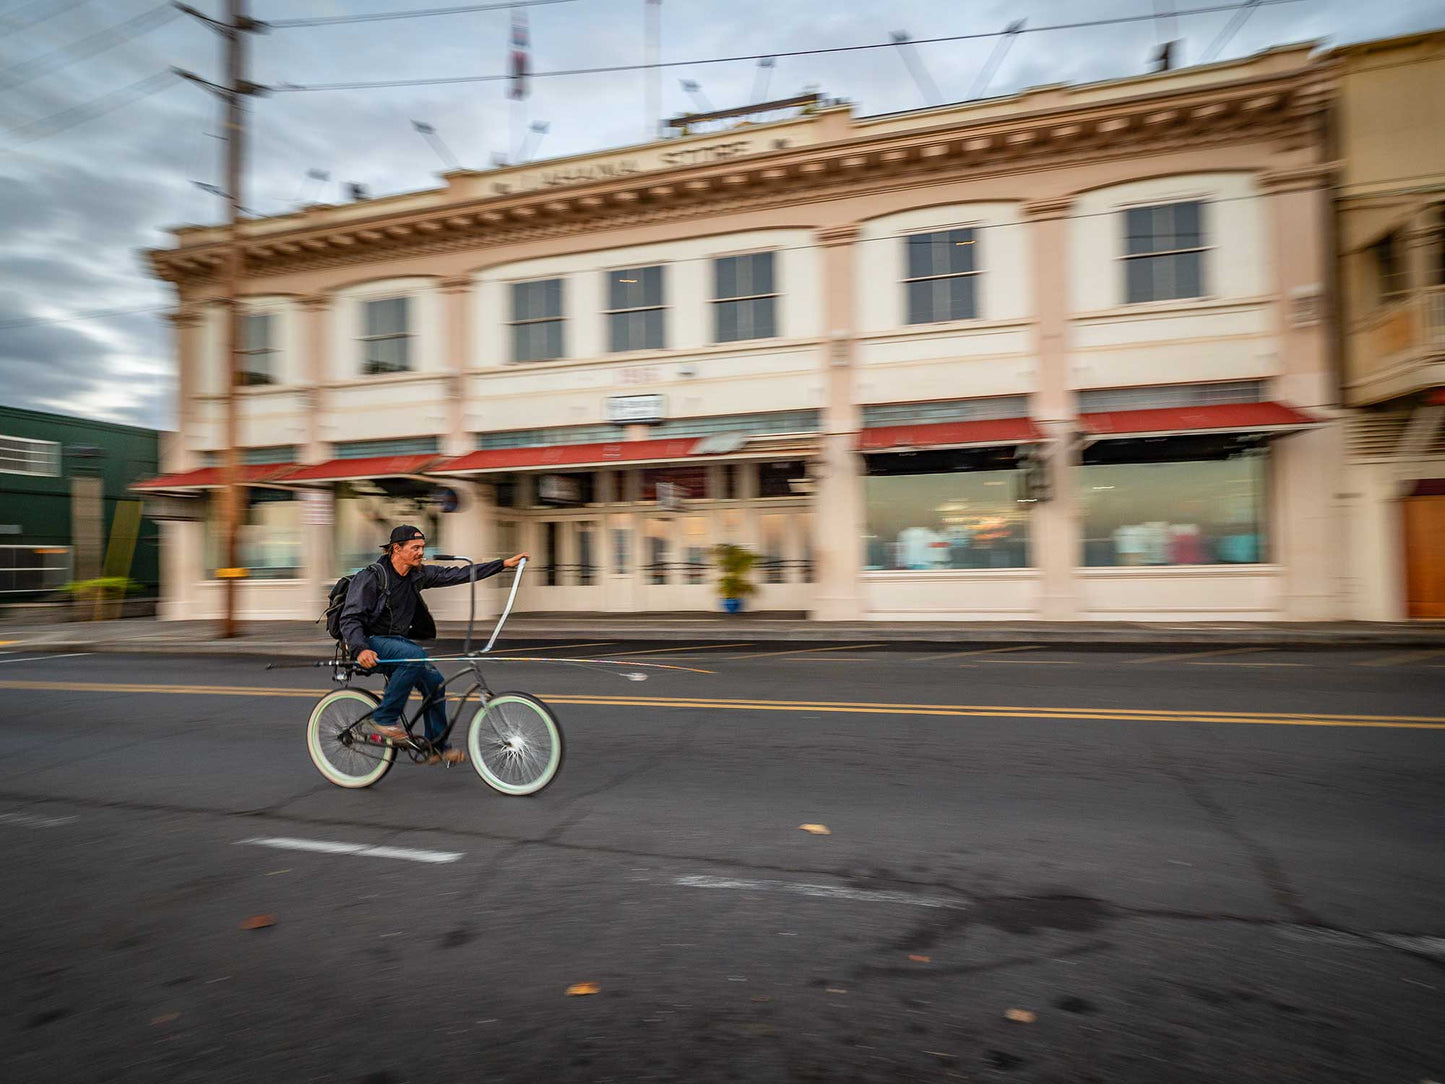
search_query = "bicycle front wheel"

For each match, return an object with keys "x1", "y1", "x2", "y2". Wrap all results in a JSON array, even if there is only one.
[
  {"x1": 306, "y1": 688, "x2": 395, "y2": 789},
  {"x1": 467, "y1": 692, "x2": 563, "y2": 796}
]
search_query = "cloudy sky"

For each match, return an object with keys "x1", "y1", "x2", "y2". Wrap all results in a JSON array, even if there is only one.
[{"x1": 1, "y1": 0, "x2": 1441, "y2": 431}]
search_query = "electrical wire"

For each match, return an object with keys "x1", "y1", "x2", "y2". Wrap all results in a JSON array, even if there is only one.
[
  {"x1": 272, "y1": 0, "x2": 1309, "y2": 92},
  {"x1": 3, "y1": 68, "x2": 177, "y2": 145},
  {"x1": 1202, "y1": 0, "x2": 1262, "y2": 63},
  {"x1": 0, "y1": 302, "x2": 171, "y2": 333},
  {"x1": 264, "y1": 0, "x2": 578, "y2": 29},
  {"x1": 0, "y1": 2, "x2": 180, "y2": 93},
  {"x1": 0, "y1": 0, "x2": 93, "y2": 35}
]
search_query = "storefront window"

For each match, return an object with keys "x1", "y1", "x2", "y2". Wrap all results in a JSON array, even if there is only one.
[
  {"x1": 206, "y1": 490, "x2": 302, "y2": 579},
  {"x1": 641, "y1": 466, "x2": 706, "y2": 502},
  {"x1": 577, "y1": 522, "x2": 597, "y2": 586},
  {"x1": 864, "y1": 452, "x2": 1030, "y2": 570},
  {"x1": 1080, "y1": 443, "x2": 1267, "y2": 567},
  {"x1": 497, "y1": 520, "x2": 519, "y2": 586},
  {"x1": 683, "y1": 517, "x2": 709, "y2": 584},
  {"x1": 759, "y1": 513, "x2": 787, "y2": 583},
  {"x1": 758, "y1": 460, "x2": 807, "y2": 498},
  {"x1": 644, "y1": 519, "x2": 669, "y2": 584},
  {"x1": 333, "y1": 480, "x2": 439, "y2": 575}
]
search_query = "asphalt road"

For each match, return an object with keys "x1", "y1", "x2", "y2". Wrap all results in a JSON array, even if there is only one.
[{"x1": 1, "y1": 642, "x2": 1443, "y2": 1083}]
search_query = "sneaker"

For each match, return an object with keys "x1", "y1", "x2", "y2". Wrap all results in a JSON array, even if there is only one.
[
  {"x1": 371, "y1": 724, "x2": 409, "y2": 742},
  {"x1": 426, "y1": 749, "x2": 467, "y2": 766}
]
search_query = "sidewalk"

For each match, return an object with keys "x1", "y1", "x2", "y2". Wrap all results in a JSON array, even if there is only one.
[{"x1": 3, "y1": 613, "x2": 1444, "y2": 659}]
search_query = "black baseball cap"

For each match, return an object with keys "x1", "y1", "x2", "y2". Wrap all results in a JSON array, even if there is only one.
[{"x1": 384, "y1": 524, "x2": 426, "y2": 549}]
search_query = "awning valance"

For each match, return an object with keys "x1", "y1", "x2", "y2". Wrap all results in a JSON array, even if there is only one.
[
  {"x1": 130, "y1": 463, "x2": 296, "y2": 491},
  {"x1": 1078, "y1": 402, "x2": 1325, "y2": 440},
  {"x1": 279, "y1": 454, "x2": 439, "y2": 483},
  {"x1": 858, "y1": 417, "x2": 1043, "y2": 453},
  {"x1": 435, "y1": 434, "x2": 818, "y2": 475}
]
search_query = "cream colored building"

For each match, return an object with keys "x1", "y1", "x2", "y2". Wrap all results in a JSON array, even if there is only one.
[
  {"x1": 1332, "y1": 30, "x2": 1445, "y2": 620},
  {"x1": 143, "y1": 42, "x2": 1344, "y2": 625}
]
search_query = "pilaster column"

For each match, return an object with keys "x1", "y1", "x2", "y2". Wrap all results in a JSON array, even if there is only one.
[
  {"x1": 1023, "y1": 196, "x2": 1080, "y2": 621},
  {"x1": 298, "y1": 293, "x2": 331, "y2": 465},
  {"x1": 811, "y1": 223, "x2": 864, "y2": 621},
  {"x1": 441, "y1": 275, "x2": 472, "y2": 457},
  {"x1": 165, "y1": 307, "x2": 203, "y2": 472}
]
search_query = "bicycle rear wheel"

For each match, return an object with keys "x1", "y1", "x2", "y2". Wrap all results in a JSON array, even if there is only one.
[
  {"x1": 307, "y1": 688, "x2": 395, "y2": 789},
  {"x1": 467, "y1": 692, "x2": 563, "y2": 796}
]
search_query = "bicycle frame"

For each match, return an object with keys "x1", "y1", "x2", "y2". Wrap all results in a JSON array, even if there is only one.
[{"x1": 329, "y1": 556, "x2": 529, "y2": 761}]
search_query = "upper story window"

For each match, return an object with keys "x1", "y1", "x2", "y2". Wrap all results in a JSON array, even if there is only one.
[
  {"x1": 241, "y1": 313, "x2": 277, "y2": 386},
  {"x1": 1123, "y1": 201, "x2": 1205, "y2": 304},
  {"x1": 713, "y1": 252, "x2": 776, "y2": 343},
  {"x1": 606, "y1": 266, "x2": 665, "y2": 353},
  {"x1": 361, "y1": 297, "x2": 410, "y2": 374},
  {"x1": 905, "y1": 229, "x2": 979, "y2": 323},
  {"x1": 1368, "y1": 231, "x2": 1408, "y2": 304},
  {"x1": 0, "y1": 434, "x2": 60, "y2": 476},
  {"x1": 511, "y1": 278, "x2": 565, "y2": 362}
]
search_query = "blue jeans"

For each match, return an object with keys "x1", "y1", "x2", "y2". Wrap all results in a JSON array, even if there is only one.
[{"x1": 367, "y1": 635, "x2": 449, "y2": 748}]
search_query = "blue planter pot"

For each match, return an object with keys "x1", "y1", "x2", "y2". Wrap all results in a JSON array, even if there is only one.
[{"x1": 721, "y1": 597, "x2": 743, "y2": 614}]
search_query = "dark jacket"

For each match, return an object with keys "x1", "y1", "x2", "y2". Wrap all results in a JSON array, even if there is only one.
[{"x1": 339, "y1": 558, "x2": 506, "y2": 655}]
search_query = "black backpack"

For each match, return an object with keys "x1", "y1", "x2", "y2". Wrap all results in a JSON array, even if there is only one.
[
  {"x1": 321, "y1": 561, "x2": 436, "y2": 645},
  {"x1": 322, "y1": 561, "x2": 388, "y2": 646}
]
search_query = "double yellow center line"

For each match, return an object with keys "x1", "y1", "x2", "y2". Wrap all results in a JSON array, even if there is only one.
[{"x1": 2, "y1": 680, "x2": 1442, "y2": 730}]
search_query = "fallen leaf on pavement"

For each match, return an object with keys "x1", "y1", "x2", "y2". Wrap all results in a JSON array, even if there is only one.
[
  {"x1": 150, "y1": 1013, "x2": 180, "y2": 1026},
  {"x1": 908, "y1": 954, "x2": 931, "y2": 963},
  {"x1": 566, "y1": 982, "x2": 601, "y2": 996},
  {"x1": 1005, "y1": 1008, "x2": 1037, "y2": 1024},
  {"x1": 798, "y1": 824, "x2": 831, "y2": 835},
  {"x1": 239, "y1": 915, "x2": 275, "y2": 930}
]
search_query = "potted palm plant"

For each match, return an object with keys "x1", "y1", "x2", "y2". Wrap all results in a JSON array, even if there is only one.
[{"x1": 713, "y1": 543, "x2": 759, "y2": 614}]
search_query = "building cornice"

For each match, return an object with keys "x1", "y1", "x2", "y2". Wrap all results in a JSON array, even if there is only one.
[{"x1": 152, "y1": 64, "x2": 1328, "y2": 288}]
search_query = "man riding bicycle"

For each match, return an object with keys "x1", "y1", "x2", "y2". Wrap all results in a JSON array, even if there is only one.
[{"x1": 339, "y1": 524, "x2": 527, "y2": 765}]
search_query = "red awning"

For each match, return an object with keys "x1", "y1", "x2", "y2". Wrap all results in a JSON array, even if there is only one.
[
  {"x1": 278, "y1": 454, "x2": 439, "y2": 482},
  {"x1": 436, "y1": 438, "x2": 702, "y2": 474},
  {"x1": 131, "y1": 463, "x2": 296, "y2": 490},
  {"x1": 858, "y1": 417, "x2": 1043, "y2": 452},
  {"x1": 1079, "y1": 402, "x2": 1324, "y2": 440}
]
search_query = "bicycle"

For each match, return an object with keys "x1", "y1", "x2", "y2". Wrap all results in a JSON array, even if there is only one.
[{"x1": 293, "y1": 555, "x2": 564, "y2": 795}]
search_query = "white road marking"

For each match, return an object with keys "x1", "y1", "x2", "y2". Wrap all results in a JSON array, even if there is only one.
[
  {"x1": 0, "y1": 652, "x2": 92, "y2": 665},
  {"x1": 1126, "y1": 647, "x2": 1266, "y2": 665},
  {"x1": 672, "y1": 874, "x2": 966, "y2": 910},
  {"x1": 0, "y1": 811, "x2": 78, "y2": 828},
  {"x1": 238, "y1": 836, "x2": 463, "y2": 864}
]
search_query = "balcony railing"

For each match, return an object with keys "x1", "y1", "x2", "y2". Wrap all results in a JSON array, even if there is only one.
[{"x1": 1349, "y1": 285, "x2": 1445, "y2": 394}]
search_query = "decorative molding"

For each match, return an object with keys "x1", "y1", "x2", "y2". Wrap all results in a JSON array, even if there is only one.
[
  {"x1": 298, "y1": 293, "x2": 330, "y2": 311},
  {"x1": 166, "y1": 309, "x2": 203, "y2": 328},
  {"x1": 1023, "y1": 195, "x2": 1073, "y2": 221},
  {"x1": 816, "y1": 223, "x2": 859, "y2": 247},
  {"x1": 150, "y1": 72, "x2": 1327, "y2": 287},
  {"x1": 1258, "y1": 161, "x2": 1337, "y2": 193}
]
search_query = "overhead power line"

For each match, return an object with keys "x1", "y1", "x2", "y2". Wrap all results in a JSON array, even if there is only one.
[
  {"x1": 0, "y1": 303, "x2": 171, "y2": 333},
  {"x1": 265, "y1": 0, "x2": 578, "y2": 29},
  {"x1": 272, "y1": 0, "x2": 1308, "y2": 93},
  {"x1": 0, "y1": 0, "x2": 93, "y2": 35},
  {"x1": 3, "y1": 69, "x2": 177, "y2": 145},
  {"x1": 1202, "y1": 0, "x2": 1263, "y2": 63},
  {"x1": 0, "y1": 2, "x2": 179, "y2": 93}
]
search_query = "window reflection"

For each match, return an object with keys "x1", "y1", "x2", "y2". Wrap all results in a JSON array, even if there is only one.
[
  {"x1": 1080, "y1": 450, "x2": 1267, "y2": 566},
  {"x1": 206, "y1": 490, "x2": 302, "y2": 579},
  {"x1": 864, "y1": 464, "x2": 1030, "y2": 570}
]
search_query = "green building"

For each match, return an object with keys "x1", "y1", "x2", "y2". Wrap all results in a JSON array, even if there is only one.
[{"x1": 0, "y1": 405, "x2": 161, "y2": 603}]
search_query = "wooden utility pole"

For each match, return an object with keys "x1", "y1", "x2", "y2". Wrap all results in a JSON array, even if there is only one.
[{"x1": 177, "y1": 1, "x2": 261, "y2": 638}]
